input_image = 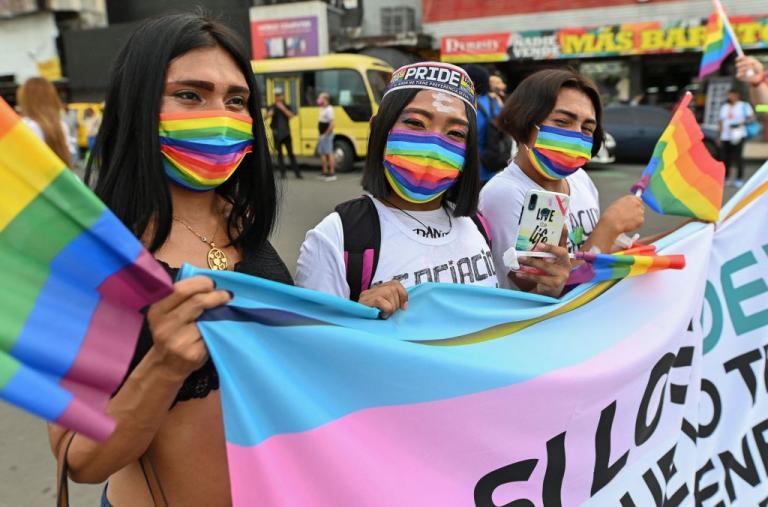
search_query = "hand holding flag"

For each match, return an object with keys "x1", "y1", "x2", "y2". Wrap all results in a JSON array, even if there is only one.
[{"x1": 631, "y1": 92, "x2": 725, "y2": 222}]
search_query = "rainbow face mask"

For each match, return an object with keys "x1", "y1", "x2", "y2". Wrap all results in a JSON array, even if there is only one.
[
  {"x1": 526, "y1": 125, "x2": 593, "y2": 180},
  {"x1": 159, "y1": 111, "x2": 253, "y2": 191},
  {"x1": 383, "y1": 129, "x2": 465, "y2": 204}
]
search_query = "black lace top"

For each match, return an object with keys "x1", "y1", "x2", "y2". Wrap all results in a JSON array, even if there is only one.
[{"x1": 122, "y1": 241, "x2": 293, "y2": 404}]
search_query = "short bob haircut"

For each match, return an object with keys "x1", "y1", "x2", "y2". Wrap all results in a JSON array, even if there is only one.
[
  {"x1": 361, "y1": 88, "x2": 480, "y2": 217},
  {"x1": 498, "y1": 68, "x2": 605, "y2": 157},
  {"x1": 85, "y1": 12, "x2": 276, "y2": 253}
]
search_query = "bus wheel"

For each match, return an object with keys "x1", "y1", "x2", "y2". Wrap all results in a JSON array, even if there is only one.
[{"x1": 333, "y1": 138, "x2": 356, "y2": 173}]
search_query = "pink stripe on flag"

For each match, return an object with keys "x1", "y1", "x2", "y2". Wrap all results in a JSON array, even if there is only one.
[
  {"x1": 60, "y1": 250, "x2": 172, "y2": 410},
  {"x1": 55, "y1": 395, "x2": 115, "y2": 442}
]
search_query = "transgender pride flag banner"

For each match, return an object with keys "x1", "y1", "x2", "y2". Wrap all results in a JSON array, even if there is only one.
[{"x1": 181, "y1": 163, "x2": 768, "y2": 506}]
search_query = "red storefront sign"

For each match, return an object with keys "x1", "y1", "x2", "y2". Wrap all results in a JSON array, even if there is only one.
[{"x1": 440, "y1": 33, "x2": 510, "y2": 63}]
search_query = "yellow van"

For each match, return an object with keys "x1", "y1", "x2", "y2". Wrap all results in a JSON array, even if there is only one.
[{"x1": 252, "y1": 54, "x2": 392, "y2": 172}]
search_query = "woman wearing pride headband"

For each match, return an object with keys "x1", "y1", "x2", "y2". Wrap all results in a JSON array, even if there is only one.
[
  {"x1": 479, "y1": 69, "x2": 645, "y2": 296},
  {"x1": 51, "y1": 13, "x2": 292, "y2": 506},
  {"x1": 296, "y1": 62, "x2": 496, "y2": 316}
]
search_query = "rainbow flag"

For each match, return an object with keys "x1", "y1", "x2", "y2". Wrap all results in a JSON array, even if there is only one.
[
  {"x1": 0, "y1": 98, "x2": 172, "y2": 440},
  {"x1": 567, "y1": 248, "x2": 686, "y2": 285},
  {"x1": 698, "y1": 10, "x2": 736, "y2": 78},
  {"x1": 631, "y1": 92, "x2": 725, "y2": 222}
]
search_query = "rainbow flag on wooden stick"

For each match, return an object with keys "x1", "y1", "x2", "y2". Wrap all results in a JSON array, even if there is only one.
[
  {"x1": 698, "y1": 7, "x2": 737, "y2": 78},
  {"x1": 631, "y1": 92, "x2": 725, "y2": 222},
  {"x1": 567, "y1": 248, "x2": 686, "y2": 285},
  {"x1": 0, "y1": 98, "x2": 172, "y2": 440}
]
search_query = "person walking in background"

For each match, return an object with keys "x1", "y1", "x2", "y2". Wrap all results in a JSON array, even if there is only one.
[
  {"x1": 265, "y1": 87, "x2": 302, "y2": 179},
  {"x1": 489, "y1": 72, "x2": 507, "y2": 106},
  {"x1": 717, "y1": 88, "x2": 754, "y2": 188},
  {"x1": 465, "y1": 65, "x2": 511, "y2": 185},
  {"x1": 16, "y1": 77, "x2": 76, "y2": 168},
  {"x1": 316, "y1": 91, "x2": 336, "y2": 181}
]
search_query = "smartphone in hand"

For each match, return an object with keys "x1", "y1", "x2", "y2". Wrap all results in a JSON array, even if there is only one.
[{"x1": 515, "y1": 189, "x2": 569, "y2": 251}]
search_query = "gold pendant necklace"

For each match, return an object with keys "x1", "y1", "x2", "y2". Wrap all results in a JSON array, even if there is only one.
[{"x1": 173, "y1": 216, "x2": 228, "y2": 271}]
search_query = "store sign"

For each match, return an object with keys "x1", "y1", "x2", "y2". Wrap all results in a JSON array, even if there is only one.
[
  {"x1": 251, "y1": 16, "x2": 319, "y2": 60},
  {"x1": 441, "y1": 33, "x2": 510, "y2": 63},
  {"x1": 442, "y1": 15, "x2": 768, "y2": 62}
]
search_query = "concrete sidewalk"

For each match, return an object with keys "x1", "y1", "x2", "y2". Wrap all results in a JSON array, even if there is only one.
[{"x1": 745, "y1": 141, "x2": 768, "y2": 160}]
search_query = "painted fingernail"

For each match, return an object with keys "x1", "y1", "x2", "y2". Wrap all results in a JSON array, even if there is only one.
[
  {"x1": 226, "y1": 290, "x2": 234, "y2": 299},
  {"x1": 211, "y1": 279, "x2": 217, "y2": 289}
]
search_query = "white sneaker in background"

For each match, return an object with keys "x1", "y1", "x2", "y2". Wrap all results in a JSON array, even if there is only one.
[
  {"x1": 316, "y1": 174, "x2": 328, "y2": 180},
  {"x1": 325, "y1": 175, "x2": 338, "y2": 182},
  {"x1": 733, "y1": 179, "x2": 744, "y2": 188}
]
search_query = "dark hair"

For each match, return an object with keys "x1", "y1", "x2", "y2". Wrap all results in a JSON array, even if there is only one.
[
  {"x1": 463, "y1": 64, "x2": 490, "y2": 96},
  {"x1": 85, "y1": 12, "x2": 277, "y2": 253},
  {"x1": 498, "y1": 68, "x2": 605, "y2": 157},
  {"x1": 361, "y1": 88, "x2": 480, "y2": 216}
]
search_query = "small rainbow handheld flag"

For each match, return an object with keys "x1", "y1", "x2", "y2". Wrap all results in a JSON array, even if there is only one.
[
  {"x1": 0, "y1": 98, "x2": 172, "y2": 440},
  {"x1": 698, "y1": 8, "x2": 737, "y2": 78},
  {"x1": 567, "y1": 247, "x2": 686, "y2": 285},
  {"x1": 631, "y1": 92, "x2": 725, "y2": 222}
]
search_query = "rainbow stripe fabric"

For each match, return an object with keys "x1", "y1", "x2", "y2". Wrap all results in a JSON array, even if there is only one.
[
  {"x1": 383, "y1": 129, "x2": 465, "y2": 203},
  {"x1": 632, "y1": 92, "x2": 725, "y2": 222},
  {"x1": 567, "y1": 248, "x2": 686, "y2": 284},
  {"x1": 0, "y1": 98, "x2": 172, "y2": 440},
  {"x1": 159, "y1": 110, "x2": 253, "y2": 191},
  {"x1": 527, "y1": 125, "x2": 593, "y2": 180},
  {"x1": 698, "y1": 11, "x2": 736, "y2": 78}
]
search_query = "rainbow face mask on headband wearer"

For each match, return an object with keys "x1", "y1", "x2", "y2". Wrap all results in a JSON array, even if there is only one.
[
  {"x1": 158, "y1": 110, "x2": 254, "y2": 191},
  {"x1": 383, "y1": 129, "x2": 466, "y2": 204},
  {"x1": 525, "y1": 124, "x2": 594, "y2": 180}
]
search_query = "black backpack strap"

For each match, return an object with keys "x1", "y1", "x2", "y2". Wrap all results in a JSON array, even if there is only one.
[
  {"x1": 470, "y1": 212, "x2": 492, "y2": 249},
  {"x1": 334, "y1": 196, "x2": 381, "y2": 302}
]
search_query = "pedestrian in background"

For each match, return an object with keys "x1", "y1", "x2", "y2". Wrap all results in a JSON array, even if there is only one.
[
  {"x1": 465, "y1": 65, "x2": 510, "y2": 184},
  {"x1": 316, "y1": 91, "x2": 336, "y2": 181},
  {"x1": 265, "y1": 87, "x2": 302, "y2": 179},
  {"x1": 489, "y1": 72, "x2": 507, "y2": 106},
  {"x1": 717, "y1": 88, "x2": 754, "y2": 188},
  {"x1": 16, "y1": 77, "x2": 76, "y2": 168}
]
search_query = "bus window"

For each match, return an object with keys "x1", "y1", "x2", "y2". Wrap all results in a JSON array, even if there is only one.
[
  {"x1": 366, "y1": 70, "x2": 390, "y2": 104},
  {"x1": 302, "y1": 69, "x2": 367, "y2": 105}
]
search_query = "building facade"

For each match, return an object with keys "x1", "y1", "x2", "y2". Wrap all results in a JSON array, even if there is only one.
[{"x1": 423, "y1": 0, "x2": 768, "y2": 112}]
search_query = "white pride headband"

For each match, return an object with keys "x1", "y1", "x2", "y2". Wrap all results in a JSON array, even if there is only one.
[{"x1": 383, "y1": 62, "x2": 477, "y2": 112}]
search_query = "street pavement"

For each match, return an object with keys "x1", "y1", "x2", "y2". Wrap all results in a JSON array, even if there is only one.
[{"x1": 0, "y1": 161, "x2": 762, "y2": 506}]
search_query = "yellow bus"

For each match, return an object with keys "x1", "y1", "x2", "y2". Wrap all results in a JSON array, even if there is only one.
[{"x1": 252, "y1": 54, "x2": 392, "y2": 172}]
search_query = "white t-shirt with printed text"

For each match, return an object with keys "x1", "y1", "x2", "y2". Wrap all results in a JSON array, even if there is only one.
[
  {"x1": 478, "y1": 161, "x2": 601, "y2": 289},
  {"x1": 296, "y1": 197, "x2": 498, "y2": 298},
  {"x1": 719, "y1": 101, "x2": 753, "y2": 142}
]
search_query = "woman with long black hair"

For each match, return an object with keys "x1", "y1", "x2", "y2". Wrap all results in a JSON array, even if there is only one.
[
  {"x1": 50, "y1": 13, "x2": 292, "y2": 506},
  {"x1": 296, "y1": 62, "x2": 497, "y2": 316}
]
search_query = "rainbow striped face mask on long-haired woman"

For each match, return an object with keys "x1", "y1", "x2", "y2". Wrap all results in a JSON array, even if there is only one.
[
  {"x1": 158, "y1": 110, "x2": 253, "y2": 191},
  {"x1": 525, "y1": 124, "x2": 593, "y2": 180},
  {"x1": 383, "y1": 129, "x2": 466, "y2": 204}
]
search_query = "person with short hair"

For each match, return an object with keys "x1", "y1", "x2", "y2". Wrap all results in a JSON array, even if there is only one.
[
  {"x1": 51, "y1": 13, "x2": 292, "y2": 506},
  {"x1": 297, "y1": 62, "x2": 496, "y2": 316},
  {"x1": 479, "y1": 68, "x2": 645, "y2": 297},
  {"x1": 717, "y1": 88, "x2": 754, "y2": 188},
  {"x1": 316, "y1": 91, "x2": 336, "y2": 181},
  {"x1": 265, "y1": 87, "x2": 302, "y2": 179}
]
